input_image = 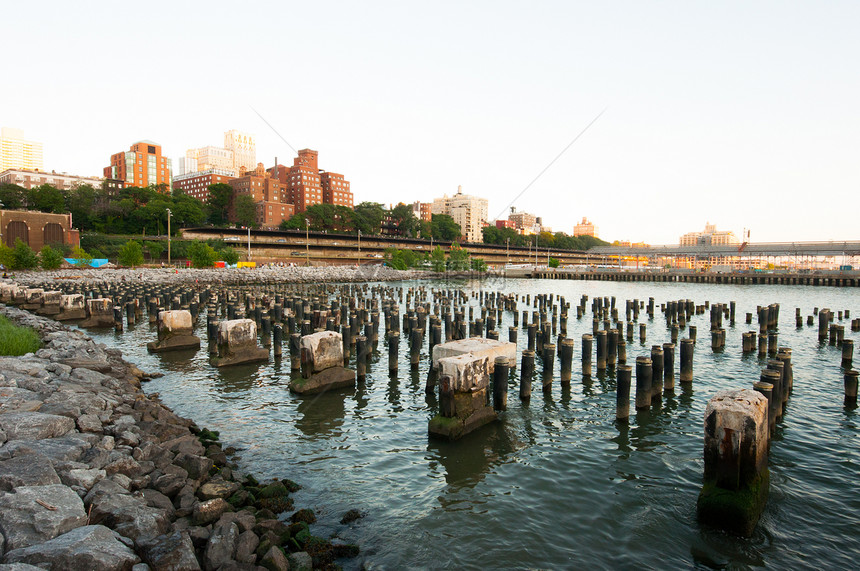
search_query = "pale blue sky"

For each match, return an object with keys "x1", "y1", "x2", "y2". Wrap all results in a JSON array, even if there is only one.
[{"x1": 3, "y1": 1, "x2": 858, "y2": 244}]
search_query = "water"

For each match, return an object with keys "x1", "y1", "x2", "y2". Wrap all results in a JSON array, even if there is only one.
[{"x1": 80, "y1": 278, "x2": 860, "y2": 569}]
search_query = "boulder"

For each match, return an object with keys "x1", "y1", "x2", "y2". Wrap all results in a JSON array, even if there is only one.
[
  {"x1": 60, "y1": 468, "x2": 106, "y2": 491},
  {"x1": 139, "y1": 531, "x2": 201, "y2": 571},
  {"x1": 173, "y1": 453, "x2": 213, "y2": 481},
  {"x1": 234, "y1": 530, "x2": 259, "y2": 564},
  {"x1": 0, "y1": 412, "x2": 75, "y2": 440},
  {"x1": 2, "y1": 525, "x2": 140, "y2": 570},
  {"x1": 203, "y1": 522, "x2": 239, "y2": 571},
  {"x1": 0, "y1": 454, "x2": 61, "y2": 491},
  {"x1": 87, "y1": 493, "x2": 171, "y2": 545},
  {"x1": 193, "y1": 498, "x2": 231, "y2": 526},
  {"x1": 76, "y1": 414, "x2": 103, "y2": 433},
  {"x1": 287, "y1": 551, "x2": 313, "y2": 571},
  {"x1": 0, "y1": 484, "x2": 88, "y2": 550},
  {"x1": 198, "y1": 479, "x2": 240, "y2": 501}
]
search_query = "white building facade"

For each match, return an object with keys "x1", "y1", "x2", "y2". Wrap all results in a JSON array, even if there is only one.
[{"x1": 431, "y1": 185, "x2": 489, "y2": 243}]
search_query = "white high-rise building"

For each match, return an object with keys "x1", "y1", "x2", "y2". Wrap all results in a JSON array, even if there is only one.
[
  {"x1": 431, "y1": 185, "x2": 489, "y2": 243},
  {"x1": 0, "y1": 127, "x2": 43, "y2": 171},
  {"x1": 224, "y1": 130, "x2": 256, "y2": 173}
]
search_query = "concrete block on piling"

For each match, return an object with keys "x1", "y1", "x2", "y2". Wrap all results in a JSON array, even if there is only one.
[
  {"x1": 22, "y1": 288, "x2": 44, "y2": 310},
  {"x1": 36, "y1": 290, "x2": 62, "y2": 316},
  {"x1": 212, "y1": 318, "x2": 269, "y2": 367},
  {"x1": 429, "y1": 353, "x2": 497, "y2": 441},
  {"x1": 697, "y1": 389, "x2": 769, "y2": 536},
  {"x1": 289, "y1": 366, "x2": 356, "y2": 395},
  {"x1": 80, "y1": 299, "x2": 115, "y2": 328},
  {"x1": 431, "y1": 337, "x2": 516, "y2": 372},
  {"x1": 147, "y1": 310, "x2": 201, "y2": 353},
  {"x1": 56, "y1": 294, "x2": 86, "y2": 320},
  {"x1": 299, "y1": 330, "x2": 344, "y2": 373}
]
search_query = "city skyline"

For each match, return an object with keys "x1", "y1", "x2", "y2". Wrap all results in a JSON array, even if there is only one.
[{"x1": 3, "y1": 1, "x2": 858, "y2": 244}]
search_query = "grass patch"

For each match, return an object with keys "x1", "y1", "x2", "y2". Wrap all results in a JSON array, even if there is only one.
[{"x1": 0, "y1": 315, "x2": 41, "y2": 356}]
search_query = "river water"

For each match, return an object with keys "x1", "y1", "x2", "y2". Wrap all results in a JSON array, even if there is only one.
[{"x1": 79, "y1": 278, "x2": 859, "y2": 569}]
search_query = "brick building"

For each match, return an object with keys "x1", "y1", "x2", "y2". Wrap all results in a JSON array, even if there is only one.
[
  {"x1": 172, "y1": 168, "x2": 234, "y2": 202},
  {"x1": 228, "y1": 163, "x2": 294, "y2": 229},
  {"x1": 269, "y1": 149, "x2": 352, "y2": 213},
  {"x1": 104, "y1": 140, "x2": 172, "y2": 189},
  {"x1": 1, "y1": 209, "x2": 80, "y2": 250},
  {"x1": 0, "y1": 168, "x2": 103, "y2": 191},
  {"x1": 412, "y1": 201, "x2": 431, "y2": 222}
]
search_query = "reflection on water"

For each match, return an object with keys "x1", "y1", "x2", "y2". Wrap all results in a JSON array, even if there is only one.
[{"x1": 77, "y1": 278, "x2": 859, "y2": 569}]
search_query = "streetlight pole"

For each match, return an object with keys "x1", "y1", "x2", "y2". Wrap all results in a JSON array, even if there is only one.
[
  {"x1": 247, "y1": 227, "x2": 251, "y2": 262},
  {"x1": 165, "y1": 208, "x2": 171, "y2": 265},
  {"x1": 357, "y1": 229, "x2": 361, "y2": 266},
  {"x1": 0, "y1": 200, "x2": 4, "y2": 248},
  {"x1": 305, "y1": 218, "x2": 310, "y2": 267}
]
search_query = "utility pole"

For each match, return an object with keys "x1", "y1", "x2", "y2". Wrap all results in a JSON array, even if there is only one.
[
  {"x1": 305, "y1": 219, "x2": 310, "y2": 267},
  {"x1": 247, "y1": 227, "x2": 251, "y2": 261},
  {"x1": 357, "y1": 229, "x2": 361, "y2": 266},
  {"x1": 166, "y1": 208, "x2": 171, "y2": 265}
]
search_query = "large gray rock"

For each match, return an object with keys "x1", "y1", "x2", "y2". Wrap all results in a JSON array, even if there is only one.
[
  {"x1": 0, "y1": 413, "x2": 75, "y2": 441},
  {"x1": 203, "y1": 522, "x2": 239, "y2": 571},
  {"x1": 83, "y1": 478, "x2": 130, "y2": 507},
  {"x1": 0, "y1": 563, "x2": 47, "y2": 570},
  {"x1": 262, "y1": 546, "x2": 290, "y2": 570},
  {"x1": 234, "y1": 530, "x2": 259, "y2": 564},
  {"x1": 60, "y1": 468, "x2": 106, "y2": 491},
  {"x1": 88, "y1": 493, "x2": 171, "y2": 545},
  {"x1": 173, "y1": 453, "x2": 213, "y2": 481},
  {"x1": 0, "y1": 484, "x2": 87, "y2": 550},
  {"x1": 2, "y1": 525, "x2": 140, "y2": 570},
  {"x1": 193, "y1": 498, "x2": 231, "y2": 526},
  {"x1": 139, "y1": 530, "x2": 201, "y2": 571},
  {"x1": 0, "y1": 435, "x2": 95, "y2": 463},
  {"x1": 197, "y1": 478, "x2": 239, "y2": 501},
  {"x1": 0, "y1": 454, "x2": 61, "y2": 491},
  {"x1": 287, "y1": 551, "x2": 312, "y2": 571}
]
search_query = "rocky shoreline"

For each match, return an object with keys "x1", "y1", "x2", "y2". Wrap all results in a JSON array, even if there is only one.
[
  {"x1": 8, "y1": 265, "x2": 431, "y2": 288},
  {"x1": 0, "y1": 304, "x2": 360, "y2": 570}
]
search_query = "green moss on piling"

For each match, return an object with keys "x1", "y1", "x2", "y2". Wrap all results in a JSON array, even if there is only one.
[{"x1": 697, "y1": 468, "x2": 770, "y2": 537}]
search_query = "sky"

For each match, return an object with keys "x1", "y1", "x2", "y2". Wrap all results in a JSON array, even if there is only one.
[{"x1": 3, "y1": 1, "x2": 859, "y2": 245}]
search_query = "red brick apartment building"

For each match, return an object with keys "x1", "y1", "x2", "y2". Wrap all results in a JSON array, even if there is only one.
[
  {"x1": 172, "y1": 169, "x2": 234, "y2": 202},
  {"x1": 104, "y1": 141, "x2": 172, "y2": 189},
  {"x1": 228, "y1": 163, "x2": 294, "y2": 229},
  {"x1": 269, "y1": 149, "x2": 352, "y2": 212}
]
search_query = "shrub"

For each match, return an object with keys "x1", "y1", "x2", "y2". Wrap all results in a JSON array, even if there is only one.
[
  {"x1": 188, "y1": 240, "x2": 218, "y2": 268},
  {"x1": 11, "y1": 239, "x2": 39, "y2": 270},
  {"x1": 548, "y1": 257, "x2": 560, "y2": 268},
  {"x1": 118, "y1": 240, "x2": 144, "y2": 268},
  {"x1": 40, "y1": 245, "x2": 64, "y2": 270},
  {"x1": 71, "y1": 246, "x2": 93, "y2": 268},
  {"x1": 219, "y1": 248, "x2": 240, "y2": 266}
]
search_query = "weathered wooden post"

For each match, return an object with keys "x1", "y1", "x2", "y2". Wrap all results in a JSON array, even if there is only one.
[
  {"x1": 388, "y1": 332, "x2": 399, "y2": 371},
  {"x1": 542, "y1": 343, "x2": 556, "y2": 393},
  {"x1": 560, "y1": 338, "x2": 574, "y2": 384},
  {"x1": 635, "y1": 356, "x2": 652, "y2": 409},
  {"x1": 697, "y1": 389, "x2": 769, "y2": 536},
  {"x1": 581, "y1": 334, "x2": 593, "y2": 376},
  {"x1": 844, "y1": 369, "x2": 858, "y2": 407},
  {"x1": 520, "y1": 349, "x2": 534, "y2": 401},
  {"x1": 290, "y1": 333, "x2": 301, "y2": 371},
  {"x1": 663, "y1": 342, "x2": 675, "y2": 392},
  {"x1": 493, "y1": 356, "x2": 509, "y2": 411},
  {"x1": 676, "y1": 338, "x2": 693, "y2": 384},
  {"x1": 617, "y1": 365, "x2": 632, "y2": 420}
]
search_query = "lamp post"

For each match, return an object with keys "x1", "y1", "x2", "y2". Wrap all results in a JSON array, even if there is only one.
[
  {"x1": 165, "y1": 208, "x2": 171, "y2": 265},
  {"x1": 0, "y1": 199, "x2": 4, "y2": 248},
  {"x1": 247, "y1": 227, "x2": 251, "y2": 262},
  {"x1": 357, "y1": 229, "x2": 361, "y2": 266},
  {"x1": 305, "y1": 218, "x2": 310, "y2": 267}
]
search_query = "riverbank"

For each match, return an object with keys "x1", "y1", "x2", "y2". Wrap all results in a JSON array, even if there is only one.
[
  {"x1": 0, "y1": 304, "x2": 358, "y2": 570},
  {"x1": 7, "y1": 265, "x2": 431, "y2": 288}
]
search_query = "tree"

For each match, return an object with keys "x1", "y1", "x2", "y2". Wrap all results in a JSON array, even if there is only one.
[
  {"x1": 233, "y1": 195, "x2": 256, "y2": 228},
  {"x1": 548, "y1": 257, "x2": 560, "y2": 268},
  {"x1": 11, "y1": 239, "x2": 39, "y2": 270},
  {"x1": 40, "y1": 245, "x2": 64, "y2": 270},
  {"x1": 0, "y1": 183, "x2": 26, "y2": 210},
  {"x1": 280, "y1": 213, "x2": 306, "y2": 230},
  {"x1": 118, "y1": 240, "x2": 144, "y2": 268},
  {"x1": 389, "y1": 203, "x2": 419, "y2": 237},
  {"x1": 65, "y1": 184, "x2": 97, "y2": 231},
  {"x1": 219, "y1": 248, "x2": 240, "y2": 266},
  {"x1": 71, "y1": 246, "x2": 92, "y2": 268},
  {"x1": 207, "y1": 183, "x2": 233, "y2": 226},
  {"x1": 27, "y1": 184, "x2": 65, "y2": 213},
  {"x1": 146, "y1": 241, "x2": 164, "y2": 261},
  {"x1": 447, "y1": 243, "x2": 470, "y2": 271},
  {"x1": 188, "y1": 240, "x2": 218, "y2": 268},
  {"x1": 471, "y1": 257, "x2": 488, "y2": 271},
  {"x1": 354, "y1": 202, "x2": 385, "y2": 235},
  {"x1": 430, "y1": 246, "x2": 446, "y2": 272},
  {"x1": 430, "y1": 214, "x2": 461, "y2": 241}
]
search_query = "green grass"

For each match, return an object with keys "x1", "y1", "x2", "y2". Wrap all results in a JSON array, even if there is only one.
[{"x1": 0, "y1": 315, "x2": 41, "y2": 355}]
